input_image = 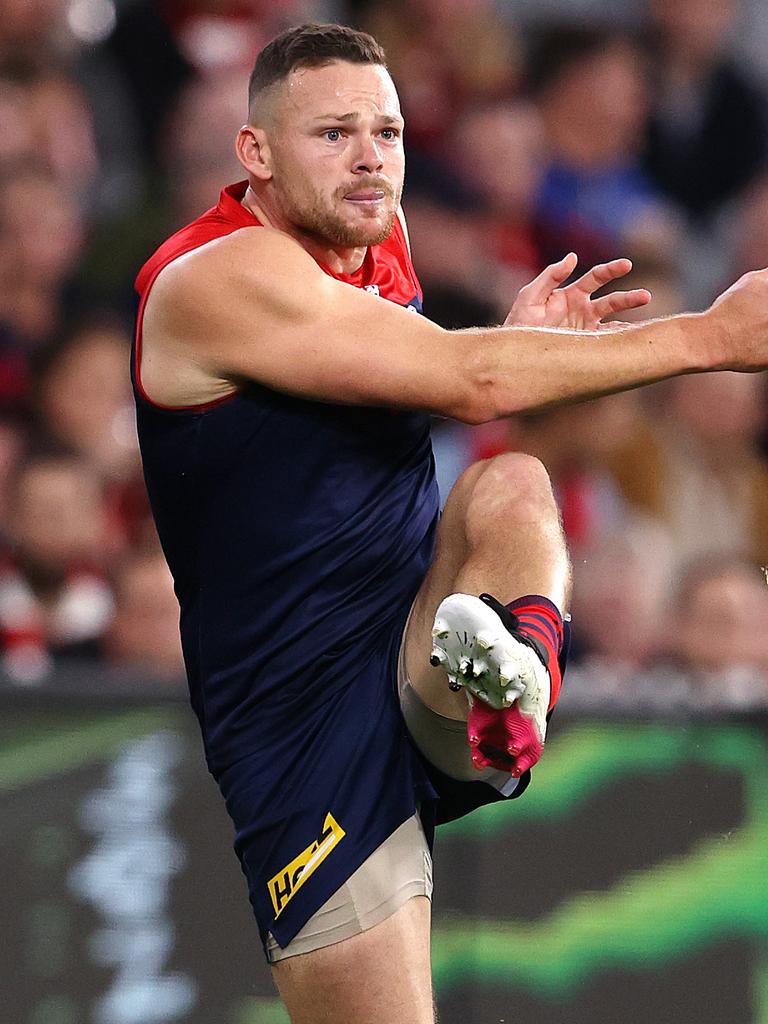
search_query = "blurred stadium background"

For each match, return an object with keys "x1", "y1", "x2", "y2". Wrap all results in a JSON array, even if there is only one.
[{"x1": 1, "y1": 0, "x2": 767, "y2": 1021}]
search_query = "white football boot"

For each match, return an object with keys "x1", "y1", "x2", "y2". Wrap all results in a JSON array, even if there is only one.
[{"x1": 430, "y1": 592, "x2": 551, "y2": 744}]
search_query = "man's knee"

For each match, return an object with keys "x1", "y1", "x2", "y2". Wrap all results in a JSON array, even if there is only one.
[
  {"x1": 475, "y1": 452, "x2": 554, "y2": 497},
  {"x1": 461, "y1": 453, "x2": 557, "y2": 538}
]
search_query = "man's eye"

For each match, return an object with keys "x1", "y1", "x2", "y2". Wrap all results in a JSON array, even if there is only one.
[
  {"x1": 324, "y1": 130, "x2": 342, "y2": 141},
  {"x1": 381, "y1": 128, "x2": 400, "y2": 140}
]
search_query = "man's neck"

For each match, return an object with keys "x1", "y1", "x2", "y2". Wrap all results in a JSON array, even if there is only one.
[{"x1": 241, "y1": 186, "x2": 368, "y2": 275}]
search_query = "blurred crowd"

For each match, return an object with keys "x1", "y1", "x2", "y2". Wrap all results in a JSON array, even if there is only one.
[{"x1": 0, "y1": 0, "x2": 767, "y2": 710}]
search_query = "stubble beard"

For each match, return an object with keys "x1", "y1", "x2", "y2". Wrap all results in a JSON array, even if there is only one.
[{"x1": 283, "y1": 181, "x2": 402, "y2": 248}]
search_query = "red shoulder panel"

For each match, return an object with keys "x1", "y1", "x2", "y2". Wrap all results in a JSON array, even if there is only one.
[{"x1": 134, "y1": 182, "x2": 424, "y2": 409}]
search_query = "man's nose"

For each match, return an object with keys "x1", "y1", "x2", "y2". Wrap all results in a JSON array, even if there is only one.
[{"x1": 352, "y1": 135, "x2": 384, "y2": 173}]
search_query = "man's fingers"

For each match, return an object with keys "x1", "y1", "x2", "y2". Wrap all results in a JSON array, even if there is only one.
[
  {"x1": 518, "y1": 252, "x2": 578, "y2": 303},
  {"x1": 592, "y1": 288, "x2": 652, "y2": 319},
  {"x1": 571, "y1": 257, "x2": 633, "y2": 296}
]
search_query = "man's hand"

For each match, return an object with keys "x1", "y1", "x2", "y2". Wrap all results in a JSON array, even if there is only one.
[
  {"x1": 506, "y1": 252, "x2": 652, "y2": 329},
  {"x1": 706, "y1": 268, "x2": 768, "y2": 372}
]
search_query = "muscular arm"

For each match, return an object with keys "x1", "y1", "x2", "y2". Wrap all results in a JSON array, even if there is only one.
[{"x1": 143, "y1": 226, "x2": 765, "y2": 424}]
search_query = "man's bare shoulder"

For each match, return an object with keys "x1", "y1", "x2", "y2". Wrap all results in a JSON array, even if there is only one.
[
  {"x1": 150, "y1": 224, "x2": 323, "y2": 317},
  {"x1": 139, "y1": 218, "x2": 463, "y2": 417},
  {"x1": 138, "y1": 227, "x2": 326, "y2": 407}
]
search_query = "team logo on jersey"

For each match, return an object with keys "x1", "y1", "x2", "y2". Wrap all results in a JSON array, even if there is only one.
[{"x1": 268, "y1": 812, "x2": 346, "y2": 918}]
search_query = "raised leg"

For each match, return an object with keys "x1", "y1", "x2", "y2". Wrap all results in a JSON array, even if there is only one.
[{"x1": 404, "y1": 453, "x2": 571, "y2": 720}]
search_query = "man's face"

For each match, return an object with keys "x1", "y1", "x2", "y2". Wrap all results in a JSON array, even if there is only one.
[{"x1": 261, "y1": 61, "x2": 405, "y2": 247}]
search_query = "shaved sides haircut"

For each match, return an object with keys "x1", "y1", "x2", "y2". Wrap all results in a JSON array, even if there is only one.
[{"x1": 248, "y1": 23, "x2": 387, "y2": 117}]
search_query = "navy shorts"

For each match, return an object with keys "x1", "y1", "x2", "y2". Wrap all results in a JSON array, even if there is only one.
[{"x1": 216, "y1": 614, "x2": 570, "y2": 956}]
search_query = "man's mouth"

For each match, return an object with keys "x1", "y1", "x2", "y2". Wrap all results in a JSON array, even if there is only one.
[{"x1": 343, "y1": 189, "x2": 387, "y2": 204}]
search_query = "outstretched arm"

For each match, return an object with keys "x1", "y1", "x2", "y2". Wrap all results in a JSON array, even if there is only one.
[{"x1": 145, "y1": 226, "x2": 768, "y2": 423}]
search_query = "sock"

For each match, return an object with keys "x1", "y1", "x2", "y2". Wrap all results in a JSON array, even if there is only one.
[{"x1": 480, "y1": 593, "x2": 564, "y2": 710}]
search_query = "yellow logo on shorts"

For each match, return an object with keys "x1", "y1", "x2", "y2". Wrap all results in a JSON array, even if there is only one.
[{"x1": 268, "y1": 812, "x2": 346, "y2": 918}]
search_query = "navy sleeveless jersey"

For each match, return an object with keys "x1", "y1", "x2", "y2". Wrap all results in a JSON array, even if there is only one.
[{"x1": 133, "y1": 182, "x2": 441, "y2": 947}]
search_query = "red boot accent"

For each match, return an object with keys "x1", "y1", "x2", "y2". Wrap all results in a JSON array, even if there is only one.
[
  {"x1": 488, "y1": 593, "x2": 564, "y2": 710},
  {"x1": 467, "y1": 700, "x2": 544, "y2": 776}
]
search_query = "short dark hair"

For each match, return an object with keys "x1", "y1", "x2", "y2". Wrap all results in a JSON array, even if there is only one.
[{"x1": 248, "y1": 23, "x2": 386, "y2": 111}]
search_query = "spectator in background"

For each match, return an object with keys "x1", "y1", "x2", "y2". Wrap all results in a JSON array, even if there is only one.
[
  {"x1": 33, "y1": 317, "x2": 149, "y2": 551},
  {"x1": 404, "y1": 102, "x2": 549, "y2": 325},
  {"x1": 510, "y1": 393, "x2": 652, "y2": 550},
  {"x1": 104, "y1": 551, "x2": 184, "y2": 682},
  {"x1": 569, "y1": 515, "x2": 676, "y2": 674},
  {"x1": 99, "y1": 0, "x2": 193, "y2": 173},
  {"x1": 35, "y1": 318, "x2": 137, "y2": 482},
  {"x1": 668, "y1": 557, "x2": 768, "y2": 708},
  {"x1": 359, "y1": 0, "x2": 522, "y2": 335},
  {"x1": 79, "y1": 1, "x2": 319, "y2": 302},
  {"x1": 643, "y1": 0, "x2": 767, "y2": 227},
  {"x1": 563, "y1": 544, "x2": 768, "y2": 714},
  {"x1": 364, "y1": 0, "x2": 520, "y2": 160},
  {"x1": 0, "y1": 453, "x2": 114, "y2": 683},
  {"x1": 611, "y1": 373, "x2": 768, "y2": 570},
  {"x1": 99, "y1": 0, "x2": 314, "y2": 176},
  {"x1": 641, "y1": 0, "x2": 768, "y2": 307},
  {"x1": 0, "y1": 163, "x2": 87, "y2": 350},
  {"x1": 162, "y1": 69, "x2": 247, "y2": 227},
  {"x1": 0, "y1": 56, "x2": 99, "y2": 211},
  {"x1": 452, "y1": 102, "x2": 549, "y2": 312},
  {"x1": 731, "y1": 174, "x2": 768, "y2": 461},
  {"x1": 528, "y1": 25, "x2": 681, "y2": 267},
  {"x1": 19, "y1": 64, "x2": 99, "y2": 201}
]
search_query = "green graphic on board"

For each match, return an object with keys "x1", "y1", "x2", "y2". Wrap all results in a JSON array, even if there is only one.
[
  {"x1": 4, "y1": 705, "x2": 766, "y2": 1018},
  {"x1": 0, "y1": 707, "x2": 181, "y2": 793},
  {"x1": 432, "y1": 723, "x2": 768, "y2": 1005}
]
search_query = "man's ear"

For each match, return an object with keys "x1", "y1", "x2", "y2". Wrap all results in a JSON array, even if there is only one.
[{"x1": 236, "y1": 125, "x2": 273, "y2": 182}]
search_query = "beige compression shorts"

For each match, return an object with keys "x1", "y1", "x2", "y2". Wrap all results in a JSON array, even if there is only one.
[
  {"x1": 267, "y1": 618, "x2": 519, "y2": 962},
  {"x1": 266, "y1": 812, "x2": 432, "y2": 962}
]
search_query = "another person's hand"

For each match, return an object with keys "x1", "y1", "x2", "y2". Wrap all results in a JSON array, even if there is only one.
[{"x1": 506, "y1": 253, "x2": 651, "y2": 329}]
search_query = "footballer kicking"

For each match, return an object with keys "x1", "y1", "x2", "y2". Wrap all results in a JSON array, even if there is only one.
[{"x1": 133, "y1": 22, "x2": 768, "y2": 1024}]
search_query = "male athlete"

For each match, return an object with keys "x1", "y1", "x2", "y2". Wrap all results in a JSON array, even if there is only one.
[{"x1": 133, "y1": 23, "x2": 768, "y2": 1024}]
